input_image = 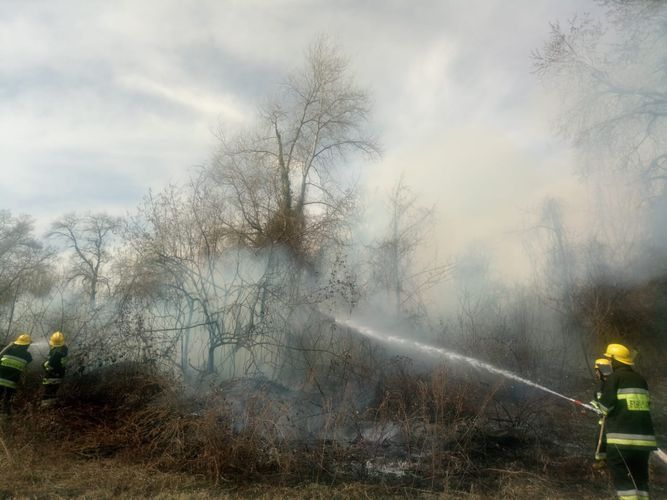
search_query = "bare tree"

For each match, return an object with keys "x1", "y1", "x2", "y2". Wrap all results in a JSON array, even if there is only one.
[
  {"x1": 49, "y1": 212, "x2": 121, "y2": 308},
  {"x1": 125, "y1": 185, "x2": 277, "y2": 376},
  {"x1": 368, "y1": 176, "x2": 452, "y2": 322},
  {"x1": 205, "y1": 37, "x2": 379, "y2": 259},
  {"x1": 0, "y1": 211, "x2": 53, "y2": 341},
  {"x1": 534, "y1": 2, "x2": 667, "y2": 203},
  {"x1": 118, "y1": 38, "x2": 379, "y2": 380}
]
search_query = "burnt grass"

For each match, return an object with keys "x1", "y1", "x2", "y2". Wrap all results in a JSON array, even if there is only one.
[{"x1": 0, "y1": 363, "x2": 665, "y2": 498}]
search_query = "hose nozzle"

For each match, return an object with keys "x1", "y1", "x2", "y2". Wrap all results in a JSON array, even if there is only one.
[{"x1": 574, "y1": 399, "x2": 600, "y2": 414}]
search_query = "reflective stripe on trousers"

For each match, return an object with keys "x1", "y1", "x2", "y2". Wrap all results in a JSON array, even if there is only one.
[
  {"x1": 617, "y1": 488, "x2": 649, "y2": 499},
  {"x1": 607, "y1": 433, "x2": 657, "y2": 448}
]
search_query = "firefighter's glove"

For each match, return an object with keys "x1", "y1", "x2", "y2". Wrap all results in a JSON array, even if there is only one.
[{"x1": 589, "y1": 400, "x2": 605, "y2": 416}]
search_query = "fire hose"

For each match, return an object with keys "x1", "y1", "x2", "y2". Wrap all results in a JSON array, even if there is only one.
[{"x1": 0, "y1": 343, "x2": 11, "y2": 358}]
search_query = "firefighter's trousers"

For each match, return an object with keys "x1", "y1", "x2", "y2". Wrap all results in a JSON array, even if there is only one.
[
  {"x1": 0, "y1": 386, "x2": 15, "y2": 415},
  {"x1": 608, "y1": 446, "x2": 651, "y2": 499}
]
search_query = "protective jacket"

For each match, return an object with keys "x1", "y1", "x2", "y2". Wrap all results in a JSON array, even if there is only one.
[
  {"x1": 595, "y1": 364, "x2": 657, "y2": 451},
  {"x1": 43, "y1": 345, "x2": 68, "y2": 385},
  {"x1": 0, "y1": 344, "x2": 33, "y2": 389}
]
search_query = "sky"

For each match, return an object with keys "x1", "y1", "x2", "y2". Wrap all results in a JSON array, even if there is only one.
[{"x1": 0, "y1": 0, "x2": 604, "y2": 280}]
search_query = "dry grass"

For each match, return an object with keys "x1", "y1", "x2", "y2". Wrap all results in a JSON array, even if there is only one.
[
  {"x1": 17, "y1": 365, "x2": 299, "y2": 482},
  {"x1": 0, "y1": 443, "x2": 612, "y2": 500},
  {"x1": 0, "y1": 439, "x2": 611, "y2": 500},
  {"x1": 0, "y1": 444, "x2": 214, "y2": 499},
  {"x1": 0, "y1": 362, "x2": 631, "y2": 499}
]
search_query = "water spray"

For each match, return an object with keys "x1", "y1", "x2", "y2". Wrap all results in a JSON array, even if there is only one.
[
  {"x1": 336, "y1": 317, "x2": 599, "y2": 414},
  {"x1": 336, "y1": 318, "x2": 667, "y2": 465}
]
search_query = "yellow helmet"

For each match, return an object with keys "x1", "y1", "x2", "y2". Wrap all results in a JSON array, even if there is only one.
[
  {"x1": 595, "y1": 358, "x2": 611, "y2": 369},
  {"x1": 594, "y1": 357, "x2": 612, "y2": 376},
  {"x1": 49, "y1": 331, "x2": 65, "y2": 347},
  {"x1": 604, "y1": 343, "x2": 634, "y2": 365},
  {"x1": 14, "y1": 333, "x2": 32, "y2": 346}
]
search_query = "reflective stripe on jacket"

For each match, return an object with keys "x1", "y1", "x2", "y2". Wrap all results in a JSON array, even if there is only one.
[
  {"x1": 1, "y1": 354, "x2": 28, "y2": 371},
  {"x1": 0, "y1": 344, "x2": 32, "y2": 386},
  {"x1": 0, "y1": 378, "x2": 17, "y2": 389}
]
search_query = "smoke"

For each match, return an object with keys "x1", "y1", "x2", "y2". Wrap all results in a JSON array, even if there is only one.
[
  {"x1": 29, "y1": 340, "x2": 50, "y2": 359},
  {"x1": 4, "y1": 1, "x2": 666, "y2": 389},
  {"x1": 349, "y1": 2, "x2": 667, "y2": 380}
]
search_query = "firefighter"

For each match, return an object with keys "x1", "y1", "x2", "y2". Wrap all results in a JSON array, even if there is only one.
[
  {"x1": 41, "y1": 331, "x2": 68, "y2": 407},
  {"x1": 592, "y1": 357, "x2": 612, "y2": 469},
  {"x1": 592, "y1": 343, "x2": 657, "y2": 499},
  {"x1": 0, "y1": 333, "x2": 33, "y2": 416}
]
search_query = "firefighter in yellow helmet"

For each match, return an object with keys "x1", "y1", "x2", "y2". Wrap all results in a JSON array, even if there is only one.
[
  {"x1": 41, "y1": 331, "x2": 68, "y2": 407},
  {"x1": 0, "y1": 333, "x2": 33, "y2": 416},
  {"x1": 591, "y1": 343, "x2": 657, "y2": 499}
]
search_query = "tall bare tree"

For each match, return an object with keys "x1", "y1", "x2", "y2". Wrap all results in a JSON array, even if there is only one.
[
  {"x1": 120, "y1": 38, "x2": 379, "y2": 379},
  {"x1": 49, "y1": 212, "x2": 121, "y2": 308},
  {"x1": 205, "y1": 37, "x2": 379, "y2": 259},
  {"x1": 534, "y1": 0, "x2": 667, "y2": 257},
  {"x1": 534, "y1": 2, "x2": 667, "y2": 187},
  {"x1": 368, "y1": 177, "x2": 452, "y2": 322}
]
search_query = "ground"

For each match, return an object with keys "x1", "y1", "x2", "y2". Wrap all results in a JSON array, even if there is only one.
[
  {"x1": 4, "y1": 428, "x2": 660, "y2": 499},
  {"x1": 1, "y1": 367, "x2": 664, "y2": 499}
]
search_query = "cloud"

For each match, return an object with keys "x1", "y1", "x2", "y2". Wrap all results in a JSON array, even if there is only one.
[
  {"x1": 0, "y1": 0, "x2": 609, "y2": 282},
  {"x1": 117, "y1": 73, "x2": 247, "y2": 122}
]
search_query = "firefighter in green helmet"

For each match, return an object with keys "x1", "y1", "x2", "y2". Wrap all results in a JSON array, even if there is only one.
[
  {"x1": 591, "y1": 343, "x2": 657, "y2": 499},
  {"x1": 0, "y1": 333, "x2": 33, "y2": 416}
]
